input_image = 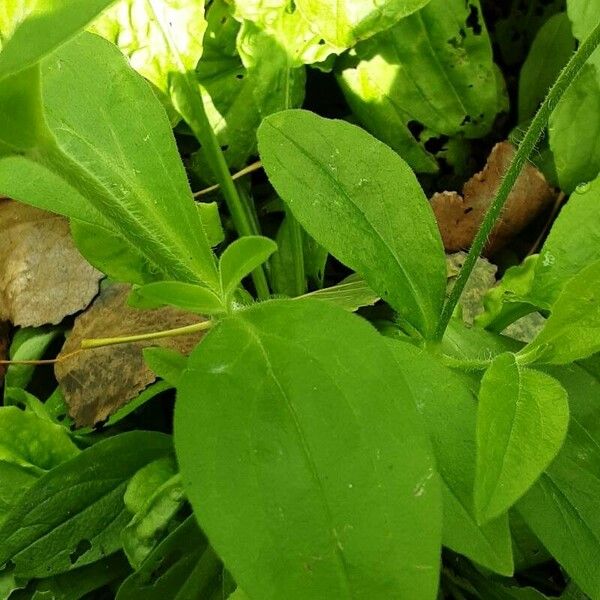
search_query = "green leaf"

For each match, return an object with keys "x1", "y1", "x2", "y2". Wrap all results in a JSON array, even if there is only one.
[
  {"x1": 548, "y1": 1, "x2": 600, "y2": 193},
  {"x1": 124, "y1": 458, "x2": 177, "y2": 516},
  {"x1": 295, "y1": 0, "x2": 431, "y2": 48},
  {"x1": 30, "y1": 554, "x2": 130, "y2": 600},
  {"x1": 90, "y1": 0, "x2": 207, "y2": 110},
  {"x1": 4, "y1": 326, "x2": 62, "y2": 400},
  {"x1": 257, "y1": 110, "x2": 446, "y2": 338},
  {"x1": 0, "y1": 67, "x2": 49, "y2": 154},
  {"x1": 0, "y1": 407, "x2": 79, "y2": 474},
  {"x1": 298, "y1": 274, "x2": 380, "y2": 312},
  {"x1": 517, "y1": 361, "x2": 600, "y2": 598},
  {"x1": 0, "y1": 33, "x2": 218, "y2": 288},
  {"x1": 337, "y1": 0, "x2": 503, "y2": 173},
  {"x1": 0, "y1": 431, "x2": 172, "y2": 577},
  {"x1": 219, "y1": 236, "x2": 277, "y2": 298},
  {"x1": 116, "y1": 516, "x2": 222, "y2": 600},
  {"x1": 175, "y1": 299, "x2": 442, "y2": 600},
  {"x1": 474, "y1": 353, "x2": 569, "y2": 523},
  {"x1": 133, "y1": 281, "x2": 226, "y2": 315},
  {"x1": 143, "y1": 347, "x2": 188, "y2": 387},
  {"x1": 387, "y1": 339, "x2": 514, "y2": 575},
  {"x1": 519, "y1": 13, "x2": 576, "y2": 122},
  {"x1": 123, "y1": 471, "x2": 185, "y2": 568},
  {"x1": 532, "y1": 176, "x2": 600, "y2": 307},
  {"x1": 198, "y1": 201, "x2": 225, "y2": 247},
  {"x1": 0, "y1": 0, "x2": 116, "y2": 78},
  {"x1": 519, "y1": 260, "x2": 600, "y2": 365}
]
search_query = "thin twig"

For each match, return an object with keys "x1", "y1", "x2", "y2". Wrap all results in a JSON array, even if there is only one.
[{"x1": 193, "y1": 161, "x2": 263, "y2": 198}]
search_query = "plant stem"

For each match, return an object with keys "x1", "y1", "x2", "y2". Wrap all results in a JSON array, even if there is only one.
[
  {"x1": 81, "y1": 320, "x2": 214, "y2": 349},
  {"x1": 178, "y1": 74, "x2": 270, "y2": 300},
  {"x1": 433, "y1": 20, "x2": 600, "y2": 342},
  {"x1": 193, "y1": 160, "x2": 263, "y2": 198},
  {"x1": 287, "y1": 210, "x2": 307, "y2": 296}
]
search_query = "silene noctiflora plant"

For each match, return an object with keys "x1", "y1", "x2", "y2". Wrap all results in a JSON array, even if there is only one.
[{"x1": 0, "y1": 0, "x2": 599, "y2": 599}]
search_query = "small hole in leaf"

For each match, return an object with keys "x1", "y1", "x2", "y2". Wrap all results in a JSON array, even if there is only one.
[
  {"x1": 407, "y1": 120, "x2": 425, "y2": 141},
  {"x1": 69, "y1": 539, "x2": 92, "y2": 564},
  {"x1": 465, "y1": 4, "x2": 482, "y2": 35},
  {"x1": 220, "y1": 145, "x2": 229, "y2": 152},
  {"x1": 424, "y1": 135, "x2": 449, "y2": 154},
  {"x1": 236, "y1": 73, "x2": 244, "y2": 80}
]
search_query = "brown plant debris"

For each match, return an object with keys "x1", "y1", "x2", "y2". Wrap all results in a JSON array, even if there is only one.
[
  {"x1": 0, "y1": 200, "x2": 102, "y2": 327},
  {"x1": 55, "y1": 284, "x2": 207, "y2": 427},
  {"x1": 431, "y1": 142, "x2": 555, "y2": 255}
]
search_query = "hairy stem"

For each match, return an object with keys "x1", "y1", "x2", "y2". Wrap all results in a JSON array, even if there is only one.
[{"x1": 433, "y1": 19, "x2": 600, "y2": 341}]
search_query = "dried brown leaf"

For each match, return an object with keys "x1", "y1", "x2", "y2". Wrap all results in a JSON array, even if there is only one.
[
  {"x1": 55, "y1": 284, "x2": 206, "y2": 427},
  {"x1": 0, "y1": 321, "x2": 9, "y2": 384},
  {"x1": 431, "y1": 142, "x2": 555, "y2": 255},
  {"x1": 0, "y1": 200, "x2": 102, "y2": 327}
]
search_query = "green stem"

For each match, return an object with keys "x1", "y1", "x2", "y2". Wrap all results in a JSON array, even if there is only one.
[
  {"x1": 433, "y1": 20, "x2": 600, "y2": 342},
  {"x1": 177, "y1": 74, "x2": 270, "y2": 300},
  {"x1": 81, "y1": 320, "x2": 214, "y2": 349},
  {"x1": 287, "y1": 210, "x2": 307, "y2": 296}
]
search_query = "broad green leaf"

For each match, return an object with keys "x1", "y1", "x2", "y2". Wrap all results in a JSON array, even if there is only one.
[
  {"x1": 519, "y1": 260, "x2": 600, "y2": 365},
  {"x1": 337, "y1": 0, "x2": 503, "y2": 173},
  {"x1": 133, "y1": 281, "x2": 225, "y2": 315},
  {"x1": 116, "y1": 516, "x2": 222, "y2": 600},
  {"x1": 0, "y1": 407, "x2": 79, "y2": 474},
  {"x1": 517, "y1": 361, "x2": 600, "y2": 598},
  {"x1": 4, "y1": 326, "x2": 62, "y2": 399},
  {"x1": 474, "y1": 353, "x2": 569, "y2": 523},
  {"x1": 123, "y1": 473, "x2": 185, "y2": 568},
  {"x1": 143, "y1": 347, "x2": 188, "y2": 386},
  {"x1": 176, "y1": 299, "x2": 442, "y2": 600},
  {"x1": 0, "y1": 431, "x2": 171, "y2": 577},
  {"x1": 519, "y1": 13, "x2": 576, "y2": 122},
  {"x1": 0, "y1": 463, "x2": 37, "y2": 525},
  {"x1": 0, "y1": 33, "x2": 218, "y2": 288},
  {"x1": 0, "y1": 0, "x2": 116, "y2": 78},
  {"x1": 219, "y1": 236, "x2": 277, "y2": 298},
  {"x1": 257, "y1": 110, "x2": 446, "y2": 338},
  {"x1": 295, "y1": 0, "x2": 431, "y2": 48},
  {"x1": 387, "y1": 339, "x2": 514, "y2": 575},
  {"x1": 298, "y1": 274, "x2": 380, "y2": 312},
  {"x1": 567, "y1": 0, "x2": 600, "y2": 69},
  {"x1": 91, "y1": 0, "x2": 207, "y2": 108}
]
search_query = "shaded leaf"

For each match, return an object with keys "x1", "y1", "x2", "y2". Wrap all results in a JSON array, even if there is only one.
[
  {"x1": 55, "y1": 284, "x2": 206, "y2": 427},
  {"x1": 116, "y1": 516, "x2": 222, "y2": 600},
  {"x1": 474, "y1": 353, "x2": 569, "y2": 523},
  {"x1": 519, "y1": 13, "x2": 576, "y2": 122},
  {"x1": 0, "y1": 431, "x2": 172, "y2": 577},
  {"x1": 431, "y1": 142, "x2": 555, "y2": 254},
  {"x1": 176, "y1": 298, "x2": 442, "y2": 600},
  {"x1": 258, "y1": 109, "x2": 446, "y2": 338},
  {"x1": 0, "y1": 201, "x2": 101, "y2": 327}
]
